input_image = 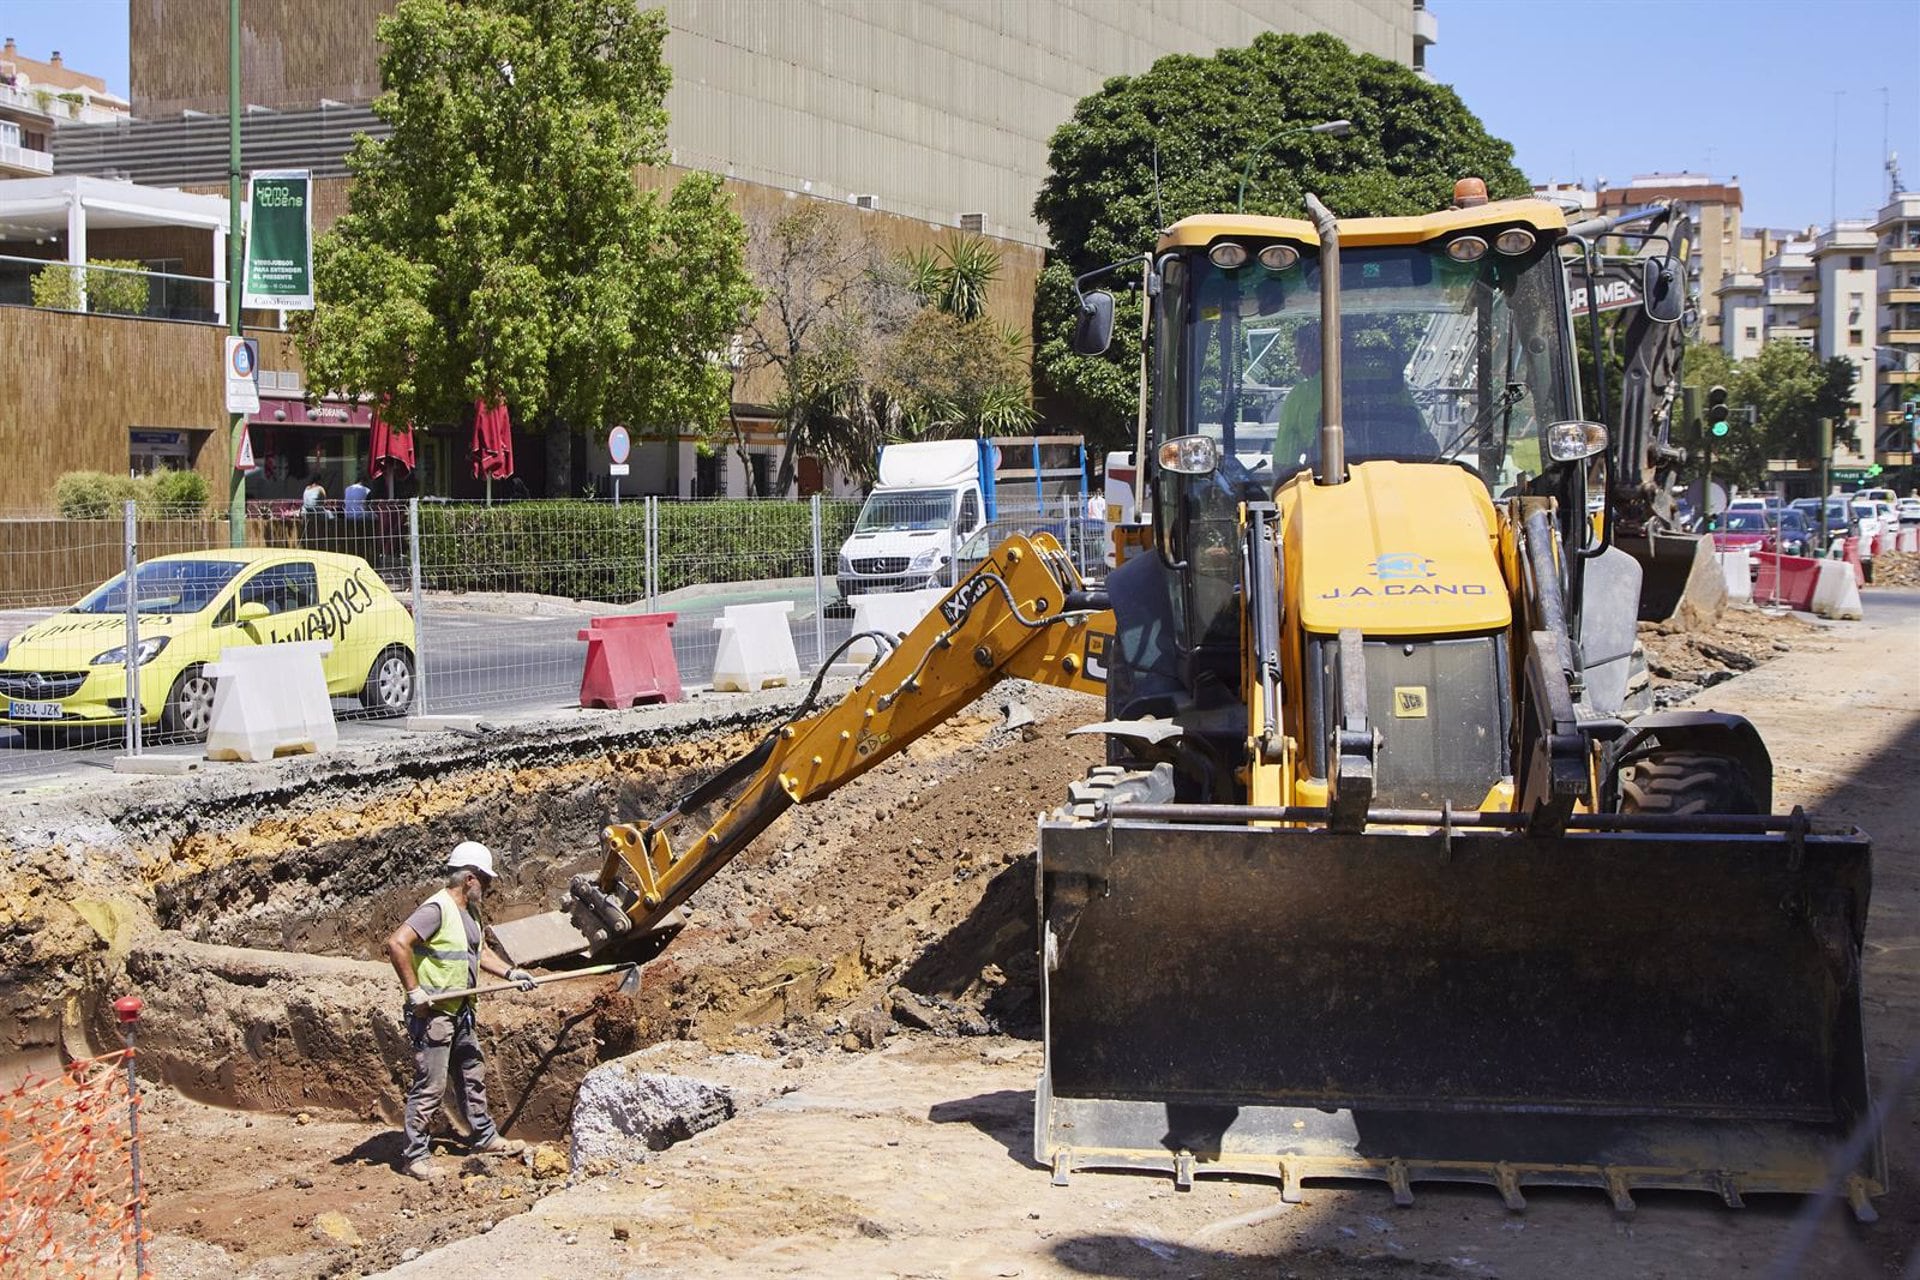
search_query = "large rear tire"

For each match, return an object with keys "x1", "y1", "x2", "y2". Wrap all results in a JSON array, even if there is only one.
[{"x1": 1617, "y1": 750, "x2": 1760, "y2": 816}]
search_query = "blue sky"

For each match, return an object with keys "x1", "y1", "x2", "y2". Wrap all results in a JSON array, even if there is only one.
[{"x1": 6, "y1": 0, "x2": 1917, "y2": 231}]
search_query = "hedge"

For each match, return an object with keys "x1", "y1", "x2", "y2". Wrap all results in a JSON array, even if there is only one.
[
  {"x1": 415, "y1": 500, "x2": 861, "y2": 600},
  {"x1": 53, "y1": 469, "x2": 210, "y2": 519}
]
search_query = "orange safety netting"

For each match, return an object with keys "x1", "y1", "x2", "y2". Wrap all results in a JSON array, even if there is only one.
[{"x1": 0, "y1": 1048, "x2": 148, "y2": 1279}]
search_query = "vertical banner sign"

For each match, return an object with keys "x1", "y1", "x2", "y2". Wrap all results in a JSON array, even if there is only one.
[{"x1": 242, "y1": 169, "x2": 314, "y2": 310}]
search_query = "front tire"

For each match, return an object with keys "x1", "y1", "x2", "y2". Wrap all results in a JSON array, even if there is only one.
[
  {"x1": 1617, "y1": 750, "x2": 1760, "y2": 816},
  {"x1": 361, "y1": 646, "x2": 415, "y2": 716},
  {"x1": 161, "y1": 664, "x2": 217, "y2": 740}
]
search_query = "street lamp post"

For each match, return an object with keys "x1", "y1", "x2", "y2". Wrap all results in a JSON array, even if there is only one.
[
  {"x1": 227, "y1": 0, "x2": 245, "y2": 548},
  {"x1": 1237, "y1": 119, "x2": 1353, "y2": 213}
]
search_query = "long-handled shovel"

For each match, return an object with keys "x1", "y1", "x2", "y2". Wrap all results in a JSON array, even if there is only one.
[{"x1": 433, "y1": 961, "x2": 641, "y2": 1003}]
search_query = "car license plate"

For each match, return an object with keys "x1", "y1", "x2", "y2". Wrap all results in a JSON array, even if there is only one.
[{"x1": 8, "y1": 700, "x2": 62, "y2": 720}]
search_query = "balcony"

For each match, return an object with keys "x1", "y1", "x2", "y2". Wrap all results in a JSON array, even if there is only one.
[
  {"x1": 1414, "y1": 5, "x2": 1440, "y2": 45},
  {"x1": 1887, "y1": 288, "x2": 1920, "y2": 306},
  {"x1": 0, "y1": 81, "x2": 125, "y2": 126},
  {"x1": 1887, "y1": 247, "x2": 1920, "y2": 266},
  {"x1": 1767, "y1": 289, "x2": 1815, "y2": 307},
  {"x1": 1886, "y1": 330, "x2": 1920, "y2": 346},
  {"x1": 0, "y1": 141, "x2": 53, "y2": 175},
  {"x1": 1887, "y1": 368, "x2": 1920, "y2": 385}
]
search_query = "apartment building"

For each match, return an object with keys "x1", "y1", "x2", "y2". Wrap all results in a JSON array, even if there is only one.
[
  {"x1": 0, "y1": 39, "x2": 129, "y2": 178},
  {"x1": 1877, "y1": 192, "x2": 1920, "y2": 467},
  {"x1": 1813, "y1": 221, "x2": 1880, "y2": 467}
]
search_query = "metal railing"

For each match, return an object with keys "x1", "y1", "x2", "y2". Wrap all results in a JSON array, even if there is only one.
[{"x1": 0, "y1": 253, "x2": 221, "y2": 323}]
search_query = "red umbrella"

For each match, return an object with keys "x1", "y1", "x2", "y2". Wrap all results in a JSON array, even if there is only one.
[
  {"x1": 472, "y1": 398, "x2": 515, "y2": 490},
  {"x1": 369, "y1": 405, "x2": 415, "y2": 497}
]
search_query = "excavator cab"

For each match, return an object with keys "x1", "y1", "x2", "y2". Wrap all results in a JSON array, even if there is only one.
[{"x1": 1044, "y1": 194, "x2": 1878, "y2": 1215}]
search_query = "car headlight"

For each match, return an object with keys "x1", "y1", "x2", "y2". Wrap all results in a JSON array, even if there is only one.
[
  {"x1": 0, "y1": 637, "x2": 8, "y2": 663},
  {"x1": 838, "y1": 553, "x2": 852, "y2": 573},
  {"x1": 909, "y1": 547, "x2": 944, "y2": 572},
  {"x1": 92, "y1": 636, "x2": 170, "y2": 667}
]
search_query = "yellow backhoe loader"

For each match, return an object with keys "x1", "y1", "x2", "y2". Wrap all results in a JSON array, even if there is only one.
[{"x1": 495, "y1": 186, "x2": 1877, "y2": 1219}]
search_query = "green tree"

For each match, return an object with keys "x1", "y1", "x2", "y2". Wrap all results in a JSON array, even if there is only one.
[
  {"x1": 881, "y1": 310, "x2": 1035, "y2": 440},
  {"x1": 293, "y1": 0, "x2": 755, "y2": 474},
  {"x1": 735, "y1": 202, "x2": 913, "y2": 494},
  {"x1": 1032, "y1": 31, "x2": 1529, "y2": 447}
]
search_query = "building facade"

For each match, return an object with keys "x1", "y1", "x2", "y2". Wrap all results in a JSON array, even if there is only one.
[
  {"x1": 124, "y1": 0, "x2": 1432, "y2": 246},
  {"x1": 1812, "y1": 222, "x2": 1879, "y2": 468},
  {"x1": 0, "y1": 40, "x2": 129, "y2": 179},
  {"x1": 1876, "y1": 192, "x2": 1920, "y2": 468}
]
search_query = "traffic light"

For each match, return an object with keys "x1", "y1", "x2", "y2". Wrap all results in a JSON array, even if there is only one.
[{"x1": 1706, "y1": 385, "x2": 1730, "y2": 438}]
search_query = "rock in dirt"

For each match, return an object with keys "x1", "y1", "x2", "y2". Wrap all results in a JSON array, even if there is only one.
[
  {"x1": 310, "y1": 1209, "x2": 362, "y2": 1247},
  {"x1": 530, "y1": 1142, "x2": 570, "y2": 1180},
  {"x1": 570, "y1": 1060, "x2": 734, "y2": 1166}
]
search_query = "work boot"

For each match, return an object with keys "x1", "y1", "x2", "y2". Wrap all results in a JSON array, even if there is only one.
[
  {"x1": 401, "y1": 1158, "x2": 445, "y2": 1181},
  {"x1": 471, "y1": 1134, "x2": 526, "y2": 1157}
]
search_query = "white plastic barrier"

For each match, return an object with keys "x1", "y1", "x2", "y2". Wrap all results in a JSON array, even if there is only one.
[
  {"x1": 710, "y1": 601, "x2": 801, "y2": 692},
  {"x1": 1875, "y1": 531, "x2": 1896, "y2": 557},
  {"x1": 203, "y1": 640, "x2": 337, "y2": 762},
  {"x1": 834, "y1": 588, "x2": 948, "y2": 673},
  {"x1": 1716, "y1": 547, "x2": 1753, "y2": 604},
  {"x1": 1900, "y1": 527, "x2": 1918, "y2": 553},
  {"x1": 1810, "y1": 558, "x2": 1865, "y2": 621}
]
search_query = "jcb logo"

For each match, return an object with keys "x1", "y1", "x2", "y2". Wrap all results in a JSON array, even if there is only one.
[
  {"x1": 1393, "y1": 686, "x2": 1428, "y2": 718},
  {"x1": 1083, "y1": 632, "x2": 1110, "y2": 683}
]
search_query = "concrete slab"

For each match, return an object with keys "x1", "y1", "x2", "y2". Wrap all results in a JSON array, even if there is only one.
[
  {"x1": 111, "y1": 754, "x2": 200, "y2": 776},
  {"x1": 403, "y1": 714, "x2": 487, "y2": 733}
]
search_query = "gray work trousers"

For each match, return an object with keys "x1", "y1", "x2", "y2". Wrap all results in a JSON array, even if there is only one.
[{"x1": 402, "y1": 1005, "x2": 500, "y2": 1163}]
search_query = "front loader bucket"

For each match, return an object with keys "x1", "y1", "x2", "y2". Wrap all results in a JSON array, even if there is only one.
[
  {"x1": 1619, "y1": 529, "x2": 1724, "y2": 624},
  {"x1": 1036, "y1": 812, "x2": 1879, "y2": 1216}
]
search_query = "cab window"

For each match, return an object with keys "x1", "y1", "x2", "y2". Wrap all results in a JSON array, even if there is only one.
[
  {"x1": 958, "y1": 490, "x2": 980, "y2": 531},
  {"x1": 237, "y1": 562, "x2": 319, "y2": 616}
]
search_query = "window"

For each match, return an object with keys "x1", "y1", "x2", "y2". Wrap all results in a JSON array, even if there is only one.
[
  {"x1": 236, "y1": 562, "x2": 319, "y2": 616},
  {"x1": 0, "y1": 121, "x2": 17, "y2": 147},
  {"x1": 1850, "y1": 329, "x2": 1864, "y2": 345},
  {"x1": 958, "y1": 489, "x2": 980, "y2": 531},
  {"x1": 1745, "y1": 325, "x2": 1759, "y2": 340},
  {"x1": 1849, "y1": 256, "x2": 1865, "y2": 271}
]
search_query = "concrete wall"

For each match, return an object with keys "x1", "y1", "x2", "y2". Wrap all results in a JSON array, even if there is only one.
[{"x1": 129, "y1": 0, "x2": 1418, "y2": 247}]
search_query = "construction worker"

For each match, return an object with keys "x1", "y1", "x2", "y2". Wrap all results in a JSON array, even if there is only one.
[{"x1": 384, "y1": 840, "x2": 537, "y2": 1180}]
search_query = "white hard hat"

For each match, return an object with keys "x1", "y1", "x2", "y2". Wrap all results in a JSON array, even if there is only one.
[{"x1": 446, "y1": 841, "x2": 496, "y2": 880}]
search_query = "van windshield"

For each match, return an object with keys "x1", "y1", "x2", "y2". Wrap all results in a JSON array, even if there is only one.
[{"x1": 855, "y1": 489, "x2": 955, "y2": 532}]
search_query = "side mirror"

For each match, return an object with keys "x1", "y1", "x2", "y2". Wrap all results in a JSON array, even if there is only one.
[
  {"x1": 1641, "y1": 255, "x2": 1685, "y2": 324},
  {"x1": 236, "y1": 600, "x2": 269, "y2": 625},
  {"x1": 1072, "y1": 291, "x2": 1115, "y2": 356}
]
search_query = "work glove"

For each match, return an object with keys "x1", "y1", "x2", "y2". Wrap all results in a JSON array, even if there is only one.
[
  {"x1": 406, "y1": 987, "x2": 437, "y2": 1012},
  {"x1": 506, "y1": 967, "x2": 538, "y2": 992}
]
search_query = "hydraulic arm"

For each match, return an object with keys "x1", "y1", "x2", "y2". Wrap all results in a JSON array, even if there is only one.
[{"x1": 492, "y1": 533, "x2": 1112, "y2": 966}]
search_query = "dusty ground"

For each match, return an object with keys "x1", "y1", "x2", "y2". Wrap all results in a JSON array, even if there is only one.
[
  {"x1": 11, "y1": 595, "x2": 1913, "y2": 1279},
  {"x1": 1871, "y1": 551, "x2": 1920, "y2": 589},
  {"x1": 362, "y1": 597, "x2": 1917, "y2": 1280},
  {"x1": 1639, "y1": 604, "x2": 1817, "y2": 706}
]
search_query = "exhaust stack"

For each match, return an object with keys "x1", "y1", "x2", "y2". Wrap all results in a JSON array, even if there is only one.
[{"x1": 1305, "y1": 193, "x2": 1344, "y2": 486}]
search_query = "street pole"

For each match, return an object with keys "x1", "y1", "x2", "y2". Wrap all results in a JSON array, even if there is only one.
[
  {"x1": 1819, "y1": 418, "x2": 1833, "y2": 548},
  {"x1": 226, "y1": 0, "x2": 245, "y2": 548}
]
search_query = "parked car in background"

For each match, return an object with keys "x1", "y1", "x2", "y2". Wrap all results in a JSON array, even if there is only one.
[
  {"x1": 1791, "y1": 497, "x2": 1861, "y2": 547},
  {"x1": 0, "y1": 549, "x2": 416, "y2": 742},
  {"x1": 1897, "y1": 497, "x2": 1920, "y2": 527},
  {"x1": 1852, "y1": 501, "x2": 1888, "y2": 541},
  {"x1": 1713, "y1": 509, "x2": 1811, "y2": 559}
]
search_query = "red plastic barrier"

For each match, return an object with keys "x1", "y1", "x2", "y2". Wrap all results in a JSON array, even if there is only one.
[
  {"x1": 578, "y1": 613, "x2": 682, "y2": 708},
  {"x1": 1842, "y1": 536, "x2": 1866, "y2": 586},
  {"x1": 1751, "y1": 552, "x2": 1821, "y2": 610}
]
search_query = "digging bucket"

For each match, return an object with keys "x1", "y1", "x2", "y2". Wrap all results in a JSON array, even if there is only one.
[
  {"x1": 1619, "y1": 528, "x2": 1723, "y2": 624},
  {"x1": 1035, "y1": 808, "x2": 1879, "y2": 1215}
]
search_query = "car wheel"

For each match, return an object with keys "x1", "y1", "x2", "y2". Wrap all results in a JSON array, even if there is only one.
[
  {"x1": 360, "y1": 646, "x2": 415, "y2": 716},
  {"x1": 161, "y1": 665, "x2": 217, "y2": 740}
]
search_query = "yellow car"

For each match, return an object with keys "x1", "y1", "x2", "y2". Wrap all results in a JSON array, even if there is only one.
[{"x1": 0, "y1": 548, "x2": 418, "y2": 740}]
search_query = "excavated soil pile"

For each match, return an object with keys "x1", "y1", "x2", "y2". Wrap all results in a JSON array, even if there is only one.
[
  {"x1": 1638, "y1": 606, "x2": 1817, "y2": 706},
  {"x1": 1868, "y1": 549, "x2": 1920, "y2": 588}
]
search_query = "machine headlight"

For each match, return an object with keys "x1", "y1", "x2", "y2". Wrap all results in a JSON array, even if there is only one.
[
  {"x1": 1157, "y1": 435, "x2": 1220, "y2": 475},
  {"x1": 1494, "y1": 228, "x2": 1537, "y2": 256},
  {"x1": 91, "y1": 636, "x2": 170, "y2": 667},
  {"x1": 1208, "y1": 242, "x2": 1249, "y2": 270},
  {"x1": 1445, "y1": 235, "x2": 1489, "y2": 263},
  {"x1": 1257, "y1": 243, "x2": 1300, "y2": 272},
  {"x1": 1545, "y1": 420, "x2": 1609, "y2": 463}
]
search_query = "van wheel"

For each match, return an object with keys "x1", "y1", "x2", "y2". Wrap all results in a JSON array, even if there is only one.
[
  {"x1": 1617, "y1": 751, "x2": 1759, "y2": 816},
  {"x1": 361, "y1": 646, "x2": 415, "y2": 716},
  {"x1": 161, "y1": 665, "x2": 217, "y2": 740}
]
